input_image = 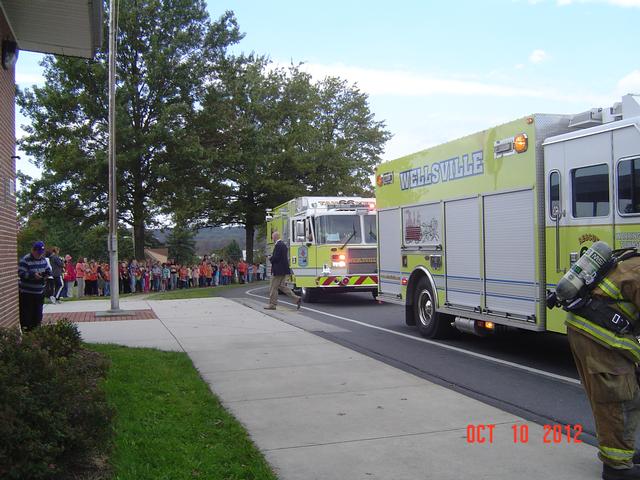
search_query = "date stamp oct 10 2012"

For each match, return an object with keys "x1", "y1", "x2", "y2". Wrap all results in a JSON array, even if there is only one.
[{"x1": 466, "y1": 424, "x2": 583, "y2": 444}]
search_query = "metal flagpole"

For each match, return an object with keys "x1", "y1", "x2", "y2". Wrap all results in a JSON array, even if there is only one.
[{"x1": 107, "y1": 0, "x2": 120, "y2": 312}]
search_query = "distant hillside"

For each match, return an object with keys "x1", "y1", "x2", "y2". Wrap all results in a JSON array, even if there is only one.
[{"x1": 152, "y1": 226, "x2": 261, "y2": 255}]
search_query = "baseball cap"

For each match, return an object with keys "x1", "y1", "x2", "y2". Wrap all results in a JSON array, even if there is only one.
[{"x1": 32, "y1": 241, "x2": 45, "y2": 253}]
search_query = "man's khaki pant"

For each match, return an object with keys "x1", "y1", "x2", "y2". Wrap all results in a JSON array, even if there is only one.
[
  {"x1": 268, "y1": 275, "x2": 299, "y2": 307},
  {"x1": 568, "y1": 327, "x2": 640, "y2": 468}
]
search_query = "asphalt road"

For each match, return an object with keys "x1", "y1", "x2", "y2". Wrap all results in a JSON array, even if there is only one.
[{"x1": 219, "y1": 283, "x2": 607, "y2": 447}]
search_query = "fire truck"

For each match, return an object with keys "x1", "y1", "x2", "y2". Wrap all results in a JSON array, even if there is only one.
[
  {"x1": 375, "y1": 94, "x2": 640, "y2": 338},
  {"x1": 265, "y1": 197, "x2": 378, "y2": 302}
]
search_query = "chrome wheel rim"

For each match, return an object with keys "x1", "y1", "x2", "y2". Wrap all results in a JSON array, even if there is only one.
[{"x1": 418, "y1": 289, "x2": 434, "y2": 327}]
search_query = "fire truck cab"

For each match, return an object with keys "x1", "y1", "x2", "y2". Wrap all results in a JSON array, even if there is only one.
[{"x1": 266, "y1": 196, "x2": 379, "y2": 302}]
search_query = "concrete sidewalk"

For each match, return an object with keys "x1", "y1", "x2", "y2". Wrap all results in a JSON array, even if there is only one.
[{"x1": 46, "y1": 297, "x2": 600, "y2": 479}]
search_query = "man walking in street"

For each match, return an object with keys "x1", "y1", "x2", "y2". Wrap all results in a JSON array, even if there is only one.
[
  {"x1": 264, "y1": 231, "x2": 301, "y2": 310},
  {"x1": 18, "y1": 241, "x2": 52, "y2": 331}
]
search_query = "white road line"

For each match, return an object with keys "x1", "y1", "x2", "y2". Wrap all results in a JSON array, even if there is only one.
[{"x1": 245, "y1": 287, "x2": 581, "y2": 386}]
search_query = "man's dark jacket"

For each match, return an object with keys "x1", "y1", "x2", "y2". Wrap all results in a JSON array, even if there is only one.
[{"x1": 270, "y1": 240, "x2": 291, "y2": 276}]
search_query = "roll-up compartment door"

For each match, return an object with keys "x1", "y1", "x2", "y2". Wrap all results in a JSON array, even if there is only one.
[
  {"x1": 444, "y1": 197, "x2": 481, "y2": 309},
  {"x1": 378, "y1": 208, "x2": 402, "y2": 295},
  {"x1": 483, "y1": 189, "x2": 537, "y2": 318}
]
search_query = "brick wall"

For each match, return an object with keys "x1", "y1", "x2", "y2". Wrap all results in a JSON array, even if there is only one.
[{"x1": 0, "y1": 11, "x2": 18, "y2": 328}]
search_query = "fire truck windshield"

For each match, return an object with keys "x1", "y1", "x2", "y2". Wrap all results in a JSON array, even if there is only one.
[{"x1": 316, "y1": 215, "x2": 362, "y2": 244}]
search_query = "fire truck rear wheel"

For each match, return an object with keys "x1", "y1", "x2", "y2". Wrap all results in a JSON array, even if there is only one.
[
  {"x1": 301, "y1": 287, "x2": 317, "y2": 303},
  {"x1": 413, "y1": 277, "x2": 453, "y2": 339}
]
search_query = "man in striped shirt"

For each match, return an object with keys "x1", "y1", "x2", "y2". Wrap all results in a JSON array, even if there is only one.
[{"x1": 18, "y1": 241, "x2": 51, "y2": 331}]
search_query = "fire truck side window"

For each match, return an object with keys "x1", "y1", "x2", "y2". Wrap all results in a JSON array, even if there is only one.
[
  {"x1": 306, "y1": 217, "x2": 314, "y2": 242},
  {"x1": 549, "y1": 171, "x2": 560, "y2": 217},
  {"x1": 364, "y1": 215, "x2": 377, "y2": 243},
  {"x1": 617, "y1": 158, "x2": 640, "y2": 215},
  {"x1": 282, "y1": 219, "x2": 290, "y2": 244},
  {"x1": 571, "y1": 164, "x2": 610, "y2": 218}
]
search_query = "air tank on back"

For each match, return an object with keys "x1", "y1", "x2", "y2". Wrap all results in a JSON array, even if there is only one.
[{"x1": 555, "y1": 241, "x2": 612, "y2": 302}]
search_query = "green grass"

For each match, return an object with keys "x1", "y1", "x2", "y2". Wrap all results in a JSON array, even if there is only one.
[
  {"x1": 88, "y1": 344, "x2": 278, "y2": 480},
  {"x1": 46, "y1": 281, "x2": 267, "y2": 303},
  {"x1": 146, "y1": 281, "x2": 267, "y2": 300}
]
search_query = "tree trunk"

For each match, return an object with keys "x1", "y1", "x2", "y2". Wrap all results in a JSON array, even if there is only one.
[
  {"x1": 134, "y1": 221, "x2": 145, "y2": 260},
  {"x1": 132, "y1": 200, "x2": 145, "y2": 260},
  {"x1": 132, "y1": 159, "x2": 146, "y2": 260},
  {"x1": 245, "y1": 220, "x2": 254, "y2": 264}
]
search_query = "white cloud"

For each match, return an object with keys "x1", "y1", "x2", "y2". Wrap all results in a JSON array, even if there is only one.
[
  {"x1": 298, "y1": 62, "x2": 541, "y2": 98},
  {"x1": 616, "y1": 70, "x2": 640, "y2": 94},
  {"x1": 284, "y1": 61, "x2": 606, "y2": 105},
  {"x1": 529, "y1": 49, "x2": 549, "y2": 64}
]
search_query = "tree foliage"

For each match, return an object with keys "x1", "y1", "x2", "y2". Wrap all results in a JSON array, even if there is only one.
[
  {"x1": 222, "y1": 239, "x2": 243, "y2": 263},
  {"x1": 17, "y1": 6, "x2": 390, "y2": 263},
  {"x1": 17, "y1": 214, "x2": 134, "y2": 261},
  {"x1": 17, "y1": 0, "x2": 242, "y2": 258},
  {"x1": 166, "y1": 224, "x2": 196, "y2": 264},
  {"x1": 196, "y1": 56, "x2": 391, "y2": 263}
]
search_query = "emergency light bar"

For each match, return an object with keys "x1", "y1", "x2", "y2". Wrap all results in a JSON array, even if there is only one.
[{"x1": 312, "y1": 200, "x2": 376, "y2": 212}]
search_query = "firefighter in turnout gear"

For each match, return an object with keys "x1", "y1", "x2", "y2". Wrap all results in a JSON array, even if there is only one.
[{"x1": 563, "y1": 253, "x2": 640, "y2": 480}]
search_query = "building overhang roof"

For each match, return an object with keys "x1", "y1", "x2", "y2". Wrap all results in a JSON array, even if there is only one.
[{"x1": 0, "y1": 0, "x2": 102, "y2": 59}]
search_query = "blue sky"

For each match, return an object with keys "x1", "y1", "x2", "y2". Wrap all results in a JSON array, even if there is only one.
[{"x1": 14, "y1": 0, "x2": 640, "y2": 180}]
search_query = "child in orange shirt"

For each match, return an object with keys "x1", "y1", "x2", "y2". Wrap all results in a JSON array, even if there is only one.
[{"x1": 179, "y1": 265, "x2": 188, "y2": 289}]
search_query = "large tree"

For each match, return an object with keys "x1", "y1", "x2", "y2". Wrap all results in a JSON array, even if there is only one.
[
  {"x1": 17, "y1": 0, "x2": 242, "y2": 258},
  {"x1": 196, "y1": 56, "x2": 391, "y2": 263}
]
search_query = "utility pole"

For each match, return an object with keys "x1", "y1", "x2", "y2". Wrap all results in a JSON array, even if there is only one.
[{"x1": 107, "y1": 0, "x2": 120, "y2": 312}]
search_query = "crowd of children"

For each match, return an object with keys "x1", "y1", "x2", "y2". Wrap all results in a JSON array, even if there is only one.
[{"x1": 49, "y1": 254, "x2": 266, "y2": 301}]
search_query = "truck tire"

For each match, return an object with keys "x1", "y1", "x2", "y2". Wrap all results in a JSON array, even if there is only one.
[
  {"x1": 301, "y1": 287, "x2": 317, "y2": 303},
  {"x1": 413, "y1": 276, "x2": 453, "y2": 339}
]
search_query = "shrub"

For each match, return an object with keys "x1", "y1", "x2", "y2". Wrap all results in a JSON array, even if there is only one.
[{"x1": 0, "y1": 321, "x2": 114, "y2": 479}]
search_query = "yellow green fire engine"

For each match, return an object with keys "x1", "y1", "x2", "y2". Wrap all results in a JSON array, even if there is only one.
[
  {"x1": 375, "y1": 94, "x2": 640, "y2": 338},
  {"x1": 266, "y1": 197, "x2": 378, "y2": 302}
]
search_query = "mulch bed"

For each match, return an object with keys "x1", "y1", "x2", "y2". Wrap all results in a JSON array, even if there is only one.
[{"x1": 43, "y1": 309, "x2": 157, "y2": 324}]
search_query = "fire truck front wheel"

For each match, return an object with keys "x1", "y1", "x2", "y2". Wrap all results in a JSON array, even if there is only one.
[{"x1": 413, "y1": 277, "x2": 453, "y2": 339}]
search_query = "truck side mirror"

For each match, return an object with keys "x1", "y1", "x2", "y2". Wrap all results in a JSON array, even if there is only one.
[{"x1": 295, "y1": 221, "x2": 305, "y2": 238}]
